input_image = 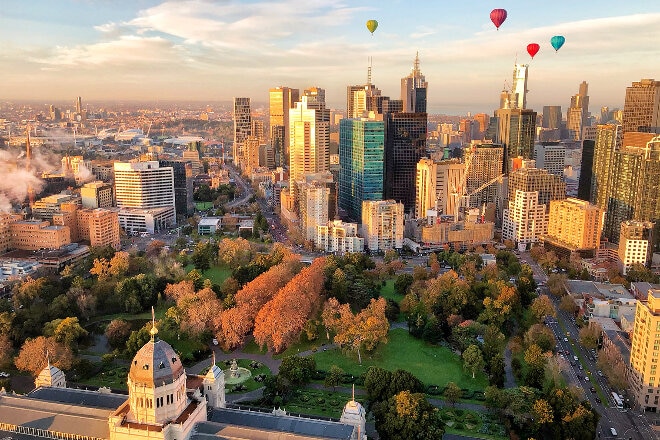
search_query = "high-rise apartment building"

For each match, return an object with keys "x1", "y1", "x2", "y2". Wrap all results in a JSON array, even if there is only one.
[
  {"x1": 158, "y1": 160, "x2": 194, "y2": 217},
  {"x1": 502, "y1": 190, "x2": 547, "y2": 250},
  {"x1": 299, "y1": 182, "x2": 331, "y2": 242},
  {"x1": 577, "y1": 139, "x2": 595, "y2": 202},
  {"x1": 630, "y1": 289, "x2": 660, "y2": 410},
  {"x1": 233, "y1": 97, "x2": 251, "y2": 167},
  {"x1": 544, "y1": 198, "x2": 604, "y2": 256},
  {"x1": 316, "y1": 220, "x2": 364, "y2": 253},
  {"x1": 338, "y1": 119, "x2": 384, "y2": 221},
  {"x1": 269, "y1": 86, "x2": 300, "y2": 166},
  {"x1": 401, "y1": 53, "x2": 427, "y2": 113},
  {"x1": 618, "y1": 221, "x2": 655, "y2": 275},
  {"x1": 533, "y1": 143, "x2": 566, "y2": 178},
  {"x1": 361, "y1": 200, "x2": 404, "y2": 251},
  {"x1": 465, "y1": 143, "x2": 505, "y2": 210},
  {"x1": 492, "y1": 108, "x2": 537, "y2": 173},
  {"x1": 508, "y1": 166, "x2": 566, "y2": 210},
  {"x1": 289, "y1": 95, "x2": 330, "y2": 192},
  {"x1": 566, "y1": 81, "x2": 590, "y2": 140},
  {"x1": 542, "y1": 106, "x2": 563, "y2": 129},
  {"x1": 415, "y1": 158, "x2": 464, "y2": 219},
  {"x1": 590, "y1": 124, "x2": 622, "y2": 208},
  {"x1": 623, "y1": 79, "x2": 660, "y2": 134}
]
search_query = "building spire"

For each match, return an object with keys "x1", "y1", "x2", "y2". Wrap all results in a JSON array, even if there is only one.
[
  {"x1": 352, "y1": 384, "x2": 355, "y2": 402},
  {"x1": 413, "y1": 51, "x2": 420, "y2": 75},
  {"x1": 150, "y1": 306, "x2": 158, "y2": 341}
]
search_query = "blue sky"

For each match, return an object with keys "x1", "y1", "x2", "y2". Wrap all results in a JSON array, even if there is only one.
[{"x1": 1, "y1": 0, "x2": 659, "y2": 115}]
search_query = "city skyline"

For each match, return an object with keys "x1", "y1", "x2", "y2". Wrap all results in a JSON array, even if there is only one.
[{"x1": 2, "y1": 0, "x2": 660, "y2": 114}]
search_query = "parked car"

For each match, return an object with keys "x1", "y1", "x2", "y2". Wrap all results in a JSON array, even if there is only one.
[{"x1": 590, "y1": 387, "x2": 596, "y2": 393}]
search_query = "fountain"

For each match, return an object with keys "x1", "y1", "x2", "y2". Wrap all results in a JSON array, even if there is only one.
[{"x1": 224, "y1": 359, "x2": 252, "y2": 385}]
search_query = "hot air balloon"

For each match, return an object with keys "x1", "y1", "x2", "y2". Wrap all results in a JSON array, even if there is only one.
[
  {"x1": 550, "y1": 35, "x2": 565, "y2": 52},
  {"x1": 527, "y1": 43, "x2": 540, "y2": 59},
  {"x1": 366, "y1": 20, "x2": 378, "y2": 35},
  {"x1": 490, "y1": 9, "x2": 507, "y2": 30}
]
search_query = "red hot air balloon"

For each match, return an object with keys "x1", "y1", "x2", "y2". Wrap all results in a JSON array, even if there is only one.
[
  {"x1": 490, "y1": 9, "x2": 507, "y2": 30},
  {"x1": 527, "y1": 43, "x2": 540, "y2": 59}
]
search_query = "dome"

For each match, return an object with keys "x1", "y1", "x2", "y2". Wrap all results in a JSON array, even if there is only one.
[{"x1": 129, "y1": 339, "x2": 184, "y2": 387}]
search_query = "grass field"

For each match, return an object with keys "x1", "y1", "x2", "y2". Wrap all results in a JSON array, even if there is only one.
[
  {"x1": 195, "y1": 201, "x2": 214, "y2": 210},
  {"x1": 314, "y1": 328, "x2": 488, "y2": 390},
  {"x1": 379, "y1": 279, "x2": 398, "y2": 302},
  {"x1": 185, "y1": 264, "x2": 233, "y2": 285}
]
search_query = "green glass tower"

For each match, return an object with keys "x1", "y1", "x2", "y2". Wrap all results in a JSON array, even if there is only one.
[{"x1": 338, "y1": 119, "x2": 385, "y2": 221}]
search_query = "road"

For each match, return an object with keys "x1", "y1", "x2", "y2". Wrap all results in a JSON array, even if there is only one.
[{"x1": 519, "y1": 252, "x2": 659, "y2": 440}]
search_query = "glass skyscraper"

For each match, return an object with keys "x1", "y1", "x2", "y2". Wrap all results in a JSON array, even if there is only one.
[{"x1": 338, "y1": 119, "x2": 385, "y2": 221}]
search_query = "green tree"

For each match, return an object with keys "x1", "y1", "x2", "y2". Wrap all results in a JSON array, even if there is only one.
[
  {"x1": 53, "y1": 317, "x2": 88, "y2": 349},
  {"x1": 579, "y1": 324, "x2": 601, "y2": 350},
  {"x1": 373, "y1": 391, "x2": 444, "y2": 440},
  {"x1": 524, "y1": 344, "x2": 547, "y2": 388},
  {"x1": 524, "y1": 324, "x2": 556, "y2": 353},
  {"x1": 530, "y1": 295, "x2": 556, "y2": 322},
  {"x1": 126, "y1": 327, "x2": 151, "y2": 357},
  {"x1": 105, "y1": 319, "x2": 132, "y2": 349},
  {"x1": 488, "y1": 353, "x2": 506, "y2": 387},
  {"x1": 324, "y1": 365, "x2": 344, "y2": 391},
  {"x1": 443, "y1": 381, "x2": 462, "y2": 407},
  {"x1": 462, "y1": 344, "x2": 485, "y2": 379},
  {"x1": 278, "y1": 355, "x2": 316, "y2": 386},
  {"x1": 364, "y1": 366, "x2": 393, "y2": 402},
  {"x1": 393, "y1": 273, "x2": 414, "y2": 296}
]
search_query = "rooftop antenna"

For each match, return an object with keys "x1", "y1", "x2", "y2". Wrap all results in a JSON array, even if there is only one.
[{"x1": 150, "y1": 306, "x2": 158, "y2": 341}]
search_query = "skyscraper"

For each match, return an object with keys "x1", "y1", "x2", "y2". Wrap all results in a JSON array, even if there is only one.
[
  {"x1": 566, "y1": 81, "x2": 589, "y2": 140},
  {"x1": 361, "y1": 200, "x2": 404, "y2": 251},
  {"x1": 289, "y1": 95, "x2": 330, "y2": 190},
  {"x1": 338, "y1": 119, "x2": 385, "y2": 221},
  {"x1": 630, "y1": 288, "x2": 660, "y2": 411},
  {"x1": 400, "y1": 52, "x2": 427, "y2": 113},
  {"x1": 623, "y1": 79, "x2": 660, "y2": 134},
  {"x1": 492, "y1": 108, "x2": 537, "y2": 173},
  {"x1": 511, "y1": 64, "x2": 529, "y2": 110},
  {"x1": 415, "y1": 158, "x2": 464, "y2": 219},
  {"x1": 233, "y1": 97, "x2": 251, "y2": 168},
  {"x1": 618, "y1": 220, "x2": 655, "y2": 275},
  {"x1": 384, "y1": 112, "x2": 427, "y2": 212},
  {"x1": 466, "y1": 143, "x2": 505, "y2": 210},
  {"x1": 544, "y1": 198, "x2": 604, "y2": 256},
  {"x1": 542, "y1": 106, "x2": 562, "y2": 129},
  {"x1": 269, "y1": 86, "x2": 300, "y2": 167}
]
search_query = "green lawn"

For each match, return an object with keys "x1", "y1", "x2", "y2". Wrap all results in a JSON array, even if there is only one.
[
  {"x1": 314, "y1": 328, "x2": 488, "y2": 390},
  {"x1": 195, "y1": 201, "x2": 214, "y2": 210},
  {"x1": 185, "y1": 264, "x2": 233, "y2": 285},
  {"x1": 282, "y1": 388, "x2": 354, "y2": 419},
  {"x1": 379, "y1": 279, "x2": 398, "y2": 302},
  {"x1": 200, "y1": 358, "x2": 271, "y2": 394},
  {"x1": 88, "y1": 302, "x2": 169, "y2": 326},
  {"x1": 440, "y1": 408, "x2": 507, "y2": 439}
]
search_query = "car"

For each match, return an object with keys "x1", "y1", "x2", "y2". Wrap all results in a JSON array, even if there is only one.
[
  {"x1": 212, "y1": 339, "x2": 218, "y2": 346},
  {"x1": 573, "y1": 356, "x2": 579, "y2": 361},
  {"x1": 590, "y1": 387, "x2": 596, "y2": 393},
  {"x1": 564, "y1": 337, "x2": 569, "y2": 342},
  {"x1": 597, "y1": 370, "x2": 603, "y2": 377},
  {"x1": 0, "y1": 372, "x2": 9, "y2": 378},
  {"x1": 585, "y1": 376, "x2": 590, "y2": 381},
  {"x1": 610, "y1": 428, "x2": 617, "y2": 436},
  {"x1": 578, "y1": 365, "x2": 583, "y2": 370},
  {"x1": 595, "y1": 397, "x2": 602, "y2": 404}
]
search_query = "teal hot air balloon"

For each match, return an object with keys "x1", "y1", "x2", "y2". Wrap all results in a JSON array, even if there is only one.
[{"x1": 550, "y1": 35, "x2": 565, "y2": 52}]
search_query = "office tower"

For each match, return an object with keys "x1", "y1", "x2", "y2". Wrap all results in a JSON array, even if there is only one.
[
  {"x1": 75, "y1": 96, "x2": 82, "y2": 115},
  {"x1": 566, "y1": 81, "x2": 589, "y2": 140},
  {"x1": 590, "y1": 124, "x2": 622, "y2": 208},
  {"x1": 415, "y1": 158, "x2": 464, "y2": 219},
  {"x1": 233, "y1": 97, "x2": 251, "y2": 167},
  {"x1": 270, "y1": 86, "x2": 300, "y2": 166},
  {"x1": 459, "y1": 119, "x2": 479, "y2": 144},
  {"x1": 338, "y1": 119, "x2": 385, "y2": 221},
  {"x1": 9, "y1": 220, "x2": 70, "y2": 250},
  {"x1": 87, "y1": 208, "x2": 121, "y2": 250},
  {"x1": 600, "y1": 106, "x2": 612, "y2": 123},
  {"x1": 289, "y1": 95, "x2": 330, "y2": 191},
  {"x1": 542, "y1": 106, "x2": 562, "y2": 129},
  {"x1": 465, "y1": 143, "x2": 505, "y2": 209},
  {"x1": 302, "y1": 87, "x2": 327, "y2": 110},
  {"x1": 474, "y1": 113, "x2": 490, "y2": 139},
  {"x1": 630, "y1": 288, "x2": 660, "y2": 410},
  {"x1": 511, "y1": 64, "x2": 529, "y2": 110},
  {"x1": 601, "y1": 134, "x2": 660, "y2": 243},
  {"x1": 577, "y1": 139, "x2": 595, "y2": 201},
  {"x1": 508, "y1": 166, "x2": 566, "y2": 210},
  {"x1": 114, "y1": 162, "x2": 175, "y2": 209},
  {"x1": 385, "y1": 112, "x2": 427, "y2": 212},
  {"x1": 544, "y1": 198, "x2": 604, "y2": 256},
  {"x1": 81, "y1": 181, "x2": 113, "y2": 209},
  {"x1": 502, "y1": 190, "x2": 547, "y2": 250},
  {"x1": 618, "y1": 221, "x2": 655, "y2": 275},
  {"x1": 492, "y1": 108, "x2": 537, "y2": 173},
  {"x1": 158, "y1": 160, "x2": 194, "y2": 217},
  {"x1": 347, "y1": 65, "x2": 383, "y2": 119},
  {"x1": 361, "y1": 200, "x2": 404, "y2": 251},
  {"x1": 533, "y1": 143, "x2": 565, "y2": 178},
  {"x1": 401, "y1": 53, "x2": 427, "y2": 113},
  {"x1": 623, "y1": 79, "x2": 660, "y2": 134},
  {"x1": 182, "y1": 144, "x2": 202, "y2": 176}
]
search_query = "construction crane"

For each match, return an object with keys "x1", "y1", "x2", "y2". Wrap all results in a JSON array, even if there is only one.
[
  {"x1": 450, "y1": 144, "x2": 476, "y2": 222},
  {"x1": 457, "y1": 173, "x2": 505, "y2": 221}
]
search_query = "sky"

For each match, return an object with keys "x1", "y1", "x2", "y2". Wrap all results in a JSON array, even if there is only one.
[{"x1": 1, "y1": 0, "x2": 660, "y2": 115}]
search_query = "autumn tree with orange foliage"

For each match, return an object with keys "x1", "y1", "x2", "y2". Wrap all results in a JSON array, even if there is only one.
[
  {"x1": 253, "y1": 258, "x2": 326, "y2": 353},
  {"x1": 217, "y1": 256, "x2": 302, "y2": 349},
  {"x1": 15, "y1": 336, "x2": 73, "y2": 375},
  {"x1": 479, "y1": 280, "x2": 519, "y2": 328},
  {"x1": 164, "y1": 280, "x2": 221, "y2": 338},
  {"x1": 322, "y1": 296, "x2": 389, "y2": 364}
]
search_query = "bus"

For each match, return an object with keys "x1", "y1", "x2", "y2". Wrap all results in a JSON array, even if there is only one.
[{"x1": 611, "y1": 392, "x2": 624, "y2": 409}]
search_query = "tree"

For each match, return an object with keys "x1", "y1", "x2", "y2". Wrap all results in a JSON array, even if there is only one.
[
  {"x1": 126, "y1": 326, "x2": 152, "y2": 357},
  {"x1": 524, "y1": 344, "x2": 547, "y2": 388},
  {"x1": 596, "y1": 348, "x2": 628, "y2": 390},
  {"x1": 530, "y1": 295, "x2": 556, "y2": 322},
  {"x1": 444, "y1": 381, "x2": 462, "y2": 407},
  {"x1": 546, "y1": 273, "x2": 567, "y2": 297},
  {"x1": 462, "y1": 344, "x2": 485, "y2": 379},
  {"x1": 524, "y1": 324, "x2": 556, "y2": 353},
  {"x1": 578, "y1": 324, "x2": 601, "y2": 350},
  {"x1": 488, "y1": 353, "x2": 506, "y2": 387},
  {"x1": 253, "y1": 258, "x2": 326, "y2": 353},
  {"x1": 394, "y1": 273, "x2": 414, "y2": 296},
  {"x1": 0, "y1": 333, "x2": 13, "y2": 367},
  {"x1": 53, "y1": 317, "x2": 88, "y2": 349},
  {"x1": 178, "y1": 286, "x2": 223, "y2": 338},
  {"x1": 364, "y1": 367, "x2": 393, "y2": 403},
  {"x1": 324, "y1": 365, "x2": 344, "y2": 391},
  {"x1": 217, "y1": 238, "x2": 253, "y2": 268},
  {"x1": 108, "y1": 251, "x2": 130, "y2": 277},
  {"x1": 105, "y1": 319, "x2": 132, "y2": 349},
  {"x1": 532, "y1": 398, "x2": 554, "y2": 425},
  {"x1": 559, "y1": 295, "x2": 578, "y2": 315},
  {"x1": 278, "y1": 355, "x2": 316, "y2": 386},
  {"x1": 15, "y1": 336, "x2": 73, "y2": 374},
  {"x1": 373, "y1": 391, "x2": 444, "y2": 440},
  {"x1": 89, "y1": 258, "x2": 111, "y2": 281}
]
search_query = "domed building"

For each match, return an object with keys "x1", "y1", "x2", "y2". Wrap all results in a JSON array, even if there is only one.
[{"x1": 0, "y1": 320, "x2": 364, "y2": 440}]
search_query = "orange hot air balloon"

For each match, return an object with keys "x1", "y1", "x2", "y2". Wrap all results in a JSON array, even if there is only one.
[
  {"x1": 490, "y1": 9, "x2": 507, "y2": 30},
  {"x1": 527, "y1": 43, "x2": 540, "y2": 59},
  {"x1": 366, "y1": 20, "x2": 378, "y2": 35}
]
